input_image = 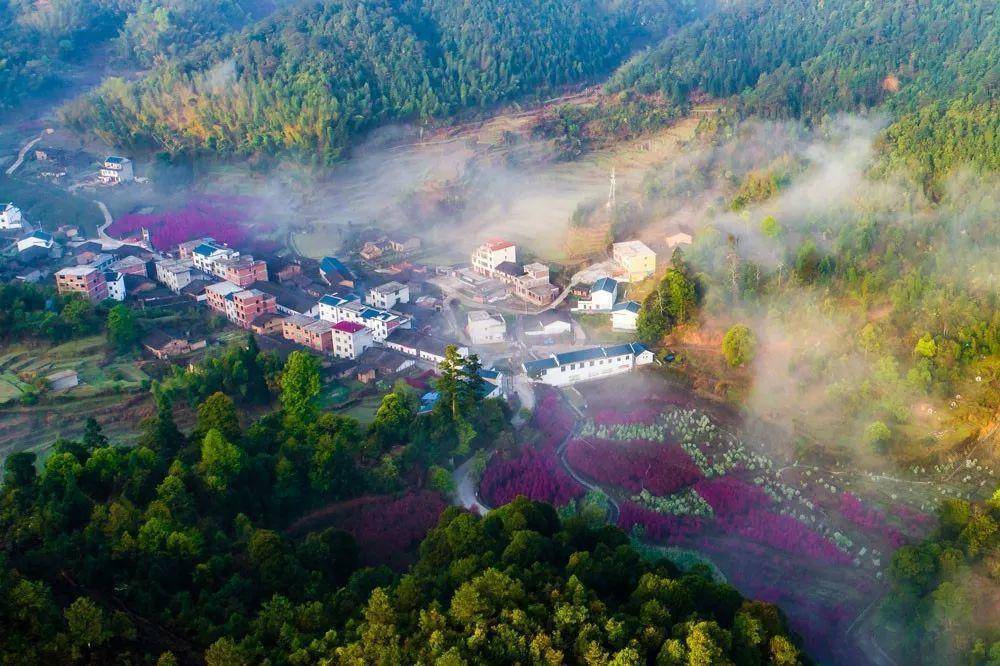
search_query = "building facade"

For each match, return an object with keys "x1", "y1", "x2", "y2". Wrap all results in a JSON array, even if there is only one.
[
  {"x1": 104, "y1": 271, "x2": 127, "y2": 301},
  {"x1": 331, "y1": 321, "x2": 374, "y2": 359},
  {"x1": 282, "y1": 316, "x2": 335, "y2": 352},
  {"x1": 574, "y1": 277, "x2": 618, "y2": 311},
  {"x1": 611, "y1": 301, "x2": 641, "y2": 330},
  {"x1": 612, "y1": 240, "x2": 657, "y2": 282},
  {"x1": 366, "y1": 281, "x2": 410, "y2": 309},
  {"x1": 0, "y1": 203, "x2": 24, "y2": 230},
  {"x1": 466, "y1": 310, "x2": 506, "y2": 344},
  {"x1": 99, "y1": 156, "x2": 134, "y2": 184},
  {"x1": 318, "y1": 294, "x2": 410, "y2": 342},
  {"x1": 155, "y1": 259, "x2": 196, "y2": 292},
  {"x1": 55, "y1": 266, "x2": 108, "y2": 301},
  {"x1": 523, "y1": 343, "x2": 654, "y2": 387}
]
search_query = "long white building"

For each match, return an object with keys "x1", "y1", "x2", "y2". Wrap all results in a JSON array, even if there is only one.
[
  {"x1": 523, "y1": 342, "x2": 654, "y2": 387},
  {"x1": 318, "y1": 293, "x2": 411, "y2": 342}
]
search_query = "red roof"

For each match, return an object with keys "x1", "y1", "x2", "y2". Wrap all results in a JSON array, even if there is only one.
[
  {"x1": 332, "y1": 320, "x2": 366, "y2": 334},
  {"x1": 483, "y1": 238, "x2": 514, "y2": 251}
]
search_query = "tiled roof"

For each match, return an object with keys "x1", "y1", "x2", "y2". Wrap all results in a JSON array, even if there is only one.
[
  {"x1": 612, "y1": 300, "x2": 641, "y2": 314},
  {"x1": 592, "y1": 277, "x2": 618, "y2": 294},
  {"x1": 332, "y1": 321, "x2": 366, "y2": 334}
]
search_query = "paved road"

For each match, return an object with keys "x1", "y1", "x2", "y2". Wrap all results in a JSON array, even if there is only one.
[
  {"x1": 453, "y1": 455, "x2": 490, "y2": 515},
  {"x1": 5, "y1": 132, "x2": 46, "y2": 175},
  {"x1": 556, "y1": 423, "x2": 621, "y2": 524}
]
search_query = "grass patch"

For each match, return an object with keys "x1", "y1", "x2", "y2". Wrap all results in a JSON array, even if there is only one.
[{"x1": 0, "y1": 173, "x2": 102, "y2": 236}]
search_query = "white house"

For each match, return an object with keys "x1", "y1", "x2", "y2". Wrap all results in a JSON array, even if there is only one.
[
  {"x1": 155, "y1": 258, "x2": 196, "y2": 292},
  {"x1": 99, "y1": 156, "x2": 134, "y2": 185},
  {"x1": 611, "y1": 301, "x2": 641, "y2": 330},
  {"x1": 386, "y1": 329, "x2": 468, "y2": 365},
  {"x1": 466, "y1": 310, "x2": 506, "y2": 344},
  {"x1": 523, "y1": 342, "x2": 654, "y2": 387},
  {"x1": 366, "y1": 281, "x2": 410, "y2": 309},
  {"x1": 471, "y1": 238, "x2": 517, "y2": 274},
  {"x1": 318, "y1": 293, "x2": 410, "y2": 342},
  {"x1": 104, "y1": 271, "x2": 127, "y2": 301},
  {"x1": 0, "y1": 203, "x2": 24, "y2": 230},
  {"x1": 191, "y1": 241, "x2": 237, "y2": 276},
  {"x1": 16, "y1": 230, "x2": 54, "y2": 252},
  {"x1": 330, "y1": 320, "x2": 375, "y2": 360},
  {"x1": 574, "y1": 277, "x2": 618, "y2": 311},
  {"x1": 522, "y1": 310, "x2": 572, "y2": 338},
  {"x1": 46, "y1": 369, "x2": 79, "y2": 391}
]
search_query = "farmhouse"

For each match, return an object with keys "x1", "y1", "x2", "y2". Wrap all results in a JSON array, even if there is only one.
[
  {"x1": 387, "y1": 234, "x2": 421, "y2": 254},
  {"x1": 0, "y1": 203, "x2": 24, "y2": 230},
  {"x1": 319, "y1": 256, "x2": 356, "y2": 288},
  {"x1": 354, "y1": 348, "x2": 415, "y2": 384},
  {"x1": 366, "y1": 281, "x2": 410, "y2": 309},
  {"x1": 665, "y1": 225, "x2": 694, "y2": 249},
  {"x1": 318, "y1": 293, "x2": 411, "y2": 342},
  {"x1": 522, "y1": 310, "x2": 572, "y2": 338},
  {"x1": 142, "y1": 330, "x2": 207, "y2": 359},
  {"x1": 17, "y1": 230, "x2": 54, "y2": 252},
  {"x1": 385, "y1": 329, "x2": 468, "y2": 365},
  {"x1": 104, "y1": 271, "x2": 127, "y2": 301},
  {"x1": 574, "y1": 277, "x2": 618, "y2": 311},
  {"x1": 330, "y1": 320, "x2": 374, "y2": 360},
  {"x1": 46, "y1": 369, "x2": 79, "y2": 391},
  {"x1": 55, "y1": 266, "x2": 108, "y2": 301},
  {"x1": 155, "y1": 258, "x2": 197, "y2": 292},
  {"x1": 99, "y1": 156, "x2": 134, "y2": 185},
  {"x1": 611, "y1": 300, "x2": 641, "y2": 330},
  {"x1": 470, "y1": 239, "x2": 557, "y2": 306},
  {"x1": 466, "y1": 310, "x2": 506, "y2": 344},
  {"x1": 523, "y1": 342, "x2": 654, "y2": 387},
  {"x1": 612, "y1": 240, "x2": 656, "y2": 282},
  {"x1": 282, "y1": 316, "x2": 335, "y2": 353},
  {"x1": 250, "y1": 312, "x2": 286, "y2": 336},
  {"x1": 108, "y1": 255, "x2": 149, "y2": 276}
]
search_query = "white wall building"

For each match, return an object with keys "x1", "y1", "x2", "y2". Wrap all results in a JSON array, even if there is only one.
[
  {"x1": 386, "y1": 329, "x2": 468, "y2": 365},
  {"x1": 99, "y1": 156, "x2": 134, "y2": 185},
  {"x1": 523, "y1": 343, "x2": 654, "y2": 387},
  {"x1": 574, "y1": 277, "x2": 618, "y2": 311},
  {"x1": 318, "y1": 293, "x2": 411, "y2": 342},
  {"x1": 191, "y1": 241, "x2": 238, "y2": 276},
  {"x1": 611, "y1": 301, "x2": 641, "y2": 330},
  {"x1": 104, "y1": 271, "x2": 127, "y2": 301},
  {"x1": 156, "y1": 258, "x2": 196, "y2": 292},
  {"x1": 0, "y1": 203, "x2": 24, "y2": 230},
  {"x1": 366, "y1": 281, "x2": 410, "y2": 309},
  {"x1": 522, "y1": 310, "x2": 572, "y2": 338},
  {"x1": 331, "y1": 320, "x2": 375, "y2": 360},
  {"x1": 466, "y1": 310, "x2": 506, "y2": 344},
  {"x1": 471, "y1": 238, "x2": 517, "y2": 273},
  {"x1": 16, "y1": 230, "x2": 54, "y2": 252}
]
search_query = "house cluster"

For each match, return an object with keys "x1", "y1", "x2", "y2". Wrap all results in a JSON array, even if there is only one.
[
  {"x1": 572, "y1": 276, "x2": 641, "y2": 330},
  {"x1": 468, "y1": 239, "x2": 558, "y2": 306},
  {"x1": 355, "y1": 231, "x2": 422, "y2": 263}
]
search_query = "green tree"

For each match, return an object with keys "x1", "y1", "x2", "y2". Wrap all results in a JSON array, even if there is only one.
[
  {"x1": 914, "y1": 333, "x2": 937, "y2": 358},
  {"x1": 863, "y1": 421, "x2": 892, "y2": 452},
  {"x1": 760, "y1": 215, "x2": 782, "y2": 238},
  {"x1": 196, "y1": 392, "x2": 241, "y2": 442},
  {"x1": 82, "y1": 417, "x2": 108, "y2": 450},
  {"x1": 106, "y1": 304, "x2": 140, "y2": 351},
  {"x1": 198, "y1": 429, "x2": 244, "y2": 492},
  {"x1": 722, "y1": 324, "x2": 756, "y2": 367},
  {"x1": 280, "y1": 351, "x2": 321, "y2": 427},
  {"x1": 64, "y1": 596, "x2": 110, "y2": 653}
]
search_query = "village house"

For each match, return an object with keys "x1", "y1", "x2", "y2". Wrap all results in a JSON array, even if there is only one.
[
  {"x1": 470, "y1": 239, "x2": 557, "y2": 306},
  {"x1": 55, "y1": 266, "x2": 109, "y2": 301},
  {"x1": 385, "y1": 328, "x2": 468, "y2": 365},
  {"x1": 108, "y1": 255, "x2": 149, "y2": 276},
  {"x1": 16, "y1": 230, "x2": 54, "y2": 253},
  {"x1": 612, "y1": 240, "x2": 657, "y2": 282},
  {"x1": 354, "y1": 348, "x2": 415, "y2": 384},
  {"x1": 250, "y1": 281, "x2": 318, "y2": 317},
  {"x1": 574, "y1": 277, "x2": 618, "y2": 311},
  {"x1": 319, "y1": 256, "x2": 357, "y2": 288},
  {"x1": 611, "y1": 301, "x2": 641, "y2": 330},
  {"x1": 46, "y1": 369, "x2": 79, "y2": 391},
  {"x1": 0, "y1": 203, "x2": 24, "y2": 230},
  {"x1": 387, "y1": 234, "x2": 421, "y2": 254},
  {"x1": 87, "y1": 253, "x2": 116, "y2": 271},
  {"x1": 524, "y1": 342, "x2": 654, "y2": 387},
  {"x1": 665, "y1": 225, "x2": 694, "y2": 249},
  {"x1": 360, "y1": 241, "x2": 384, "y2": 262},
  {"x1": 15, "y1": 269, "x2": 43, "y2": 284},
  {"x1": 191, "y1": 241, "x2": 267, "y2": 286},
  {"x1": 155, "y1": 258, "x2": 197, "y2": 292},
  {"x1": 142, "y1": 330, "x2": 207, "y2": 359},
  {"x1": 104, "y1": 271, "x2": 127, "y2": 301},
  {"x1": 282, "y1": 315, "x2": 336, "y2": 352},
  {"x1": 331, "y1": 320, "x2": 374, "y2": 360},
  {"x1": 99, "y1": 156, "x2": 134, "y2": 185},
  {"x1": 466, "y1": 310, "x2": 506, "y2": 345},
  {"x1": 472, "y1": 239, "x2": 517, "y2": 274},
  {"x1": 250, "y1": 312, "x2": 286, "y2": 336},
  {"x1": 317, "y1": 293, "x2": 411, "y2": 342},
  {"x1": 522, "y1": 310, "x2": 572, "y2": 338},
  {"x1": 205, "y1": 281, "x2": 244, "y2": 315},
  {"x1": 366, "y1": 281, "x2": 410, "y2": 309},
  {"x1": 225, "y1": 289, "x2": 278, "y2": 329}
]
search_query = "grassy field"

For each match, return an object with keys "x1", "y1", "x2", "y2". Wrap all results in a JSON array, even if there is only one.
[{"x1": 0, "y1": 173, "x2": 103, "y2": 236}]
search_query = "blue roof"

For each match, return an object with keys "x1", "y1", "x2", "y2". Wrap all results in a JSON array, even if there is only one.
[
  {"x1": 319, "y1": 293, "x2": 359, "y2": 307},
  {"x1": 554, "y1": 347, "x2": 607, "y2": 365},
  {"x1": 320, "y1": 257, "x2": 355, "y2": 279},
  {"x1": 592, "y1": 277, "x2": 618, "y2": 294},
  {"x1": 524, "y1": 357, "x2": 558, "y2": 374},
  {"x1": 477, "y1": 368, "x2": 500, "y2": 380},
  {"x1": 612, "y1": 300, "x2": 641, "y2": 314},
  {"x1": 193, "y1": 243, "x2": 219, "y2": 257},
  {"x1": 29, "y1": 230, "x2": 52, "y2": 241}
]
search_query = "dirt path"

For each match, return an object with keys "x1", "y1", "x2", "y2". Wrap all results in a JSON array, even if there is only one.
[
  {"x1": 453, "y1": 455, "x2": 491, "y2": 514},
  {"x1": 557, "y1": 423, "x2": 621, "y2": 523},
  {"x1": 5, "y1": 131, "x2": 47, "y2": 175}
]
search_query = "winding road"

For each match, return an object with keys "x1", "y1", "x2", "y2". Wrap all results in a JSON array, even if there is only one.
[
  {"x1": 5, "y1": 131, "x2": 47, "y2": 176},
  {"x1": 555, "y1": 424, "x2": 621, "y2": 524}
]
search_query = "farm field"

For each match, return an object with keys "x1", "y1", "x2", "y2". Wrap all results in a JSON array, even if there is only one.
[{"x1": 475, "y1": 372, "x2": 995, "y2": 664}]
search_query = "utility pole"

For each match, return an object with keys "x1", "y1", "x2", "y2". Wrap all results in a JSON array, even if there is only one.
[{"x1": 607, "y1": 167, "x2": 616, "y2": 210}]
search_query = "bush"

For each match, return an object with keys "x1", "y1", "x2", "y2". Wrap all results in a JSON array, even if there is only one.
[{"x1": 722, "y1": 324, "x2": 756, "y2": 367}]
